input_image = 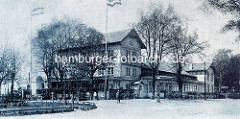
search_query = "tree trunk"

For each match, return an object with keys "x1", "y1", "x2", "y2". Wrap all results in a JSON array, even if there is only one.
[
  {"x1": 218, "y1": 72, "x2": 222, "y2": 94},
  {"x1": 157, "y1": 71, "x2": 161, "y2": 103},
  {"x1": 0, "y1": 84, "x2": 1, "y2": 95},
  {"x1": 152, "y1": 68, "x2": 156, "y2": 99},
  {"x1": 59, "y1": 70, "x2": 64, "y2": 101},
  {"x1": 11, "y1": 74, "x2": 15, "y2": 99},
  {"x1": 63, "y1": 77, "x2": 67, "y2": 105},
  {"x1": 47, "y1": 80, "x2": 52, "y2": 90},
  {"x1": 177, "y1": 62, "x2": 183, "y2": 97},
  {"x1": 90, "y1": 71, "x2": 94, "y2": 100}
]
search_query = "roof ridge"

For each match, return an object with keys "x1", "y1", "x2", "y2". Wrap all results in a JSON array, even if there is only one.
[{"x1": 104, "y1": 28, "x2": 133, "y2": 35}]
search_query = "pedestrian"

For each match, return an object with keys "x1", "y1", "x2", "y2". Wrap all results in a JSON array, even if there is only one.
[
  {"x1": 116, "y1": 89, "x2": 120, "y2": 103},
  {"x1": 118, "y1": 89, "x2": 121, "y2": 103}
]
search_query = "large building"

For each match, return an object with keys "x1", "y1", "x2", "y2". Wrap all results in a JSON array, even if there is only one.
[
  {"x1": 42, "y1": 28, "x2": 146, "y2": 98},
  {"x1": 94, "y1": 29, "x2": 145, "y2": 91},
  {"x1": 30, "y1": 28, "x2": 214, "y2": 99}
]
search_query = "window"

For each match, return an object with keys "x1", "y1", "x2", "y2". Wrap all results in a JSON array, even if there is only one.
[
  {"x1": 130, "y1": 40, "x2": 133, "y2": 46},
  {"x1": 146, "y1": 85, "x2": 149, "y2": 93},
  {"x1": 183, "y1": 84, "x2": 186, "y2": 92},
  {"x1": 126, "y1": 50, "x2": 129, "y2": 57},
  {"x1": 207, "y1": 84, "x2": 210, "y2": 92},
  {"x1": 108, "y1": 67, "x2": 114, "y2": 75},
  {"x1": 126, "y1": 67, "x2": 131, "y2": 76},
  {"x1": 108, "y1": 50, "x2": 114, "y2": 57},
  {"x1": 149, "y1": 83, "x2": 152, "y2": 92},
  {"x1": 160, "y1": 83, "x2": 164, "y2": 91},
  {"x1": 99, "y1": 83, "x2": 104, "y2": 91},
  {"x1": 126, "y1": 84, "x2": 129, "y2": 89},
  {"x1": 132, "y1": 52, "x2": 137, "y2": 57},
  {"x1": 123, "y1": 50, "x2": 130, "y2": 62},
  {"x1": 132, "y1": 52, "x2": 137, "y2": 62},
  {"x1": 98, "y1": 69, "x2": 104, "y2": 76},
  {"x1": 207, "y1": 73, "x2": 209, "y2": 81},
  {"x1": 212, "y1": 85, "x2": 214, "y2": 92},
  {"x1": 132, "y1": 68, "x2": 137, "y2": 76},
  {"x1": 211, "y1": 73, "x2": 213, "y2": 82}
]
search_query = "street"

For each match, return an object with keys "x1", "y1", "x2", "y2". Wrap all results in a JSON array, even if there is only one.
[{"x1": 3, "y1": 99, "x2": 240, "y2": 119}]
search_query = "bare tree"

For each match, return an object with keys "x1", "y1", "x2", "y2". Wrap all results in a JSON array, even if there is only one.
[
  {"x1": 168, "y1": 26, "x2": 208, "y2": 95},
  {"x1": 34, "y1": 18, "x2": 106, "y2": 100},
  {"x1": 208, "y1": 0, "x2": 240, "y2": 40},
  {"x1": 33, "y1": 19, "x2": 85, "y2": 90},
  {"x1": 136, "y1": 5, "x2": 180, "y2": 99},
  {"x1": 0, "y1": 45, "x2": 22, "y2": 96},
  {"x1": 75, "y1": 28, "x2": 106, "y2": 100},
  {"x1": 57, "y1": 27, "x2": 106, "y2": 100},
  {"x1": 8, "y1": 49, "x2": 22, "y2": 98},
  {"x1": 0, "y1": 46, "x2": 12, "y2": 95}
]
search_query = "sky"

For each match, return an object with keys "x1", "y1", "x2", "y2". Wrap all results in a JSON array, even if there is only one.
[{"x1": 0, "y1": 0, "x2": 239, "y2": 77}]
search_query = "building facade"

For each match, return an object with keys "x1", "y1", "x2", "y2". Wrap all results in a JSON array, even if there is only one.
[
  {"x1": 94, "y1": 29, "x2": 145, "y2": 97},
  {"x1": 134, "y1": 63, "x2": 204, "y2": 98},
  {"x1": 186, "y1": 63, "x2": 215, "y2": 93},
  {"x1": 30, "y1": 29, "x2": 214, "y2": 99}
]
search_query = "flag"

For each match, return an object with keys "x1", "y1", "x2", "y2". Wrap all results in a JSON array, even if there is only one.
[
  {"x1": 107, "y1": 0, "x2": 121, "y2": 7},
  {"x1": 32, "y1": 7, "x2": 44, "y2": 16}
]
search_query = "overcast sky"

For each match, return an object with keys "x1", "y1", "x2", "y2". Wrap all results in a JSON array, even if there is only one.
[{"x1": 0, "y1": 0, "x2": 239, "y2": 75}]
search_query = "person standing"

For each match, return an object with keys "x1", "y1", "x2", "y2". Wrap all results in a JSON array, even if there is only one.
[{"x1": 116, "y1": 89, "x2": 120, "y2": 103}]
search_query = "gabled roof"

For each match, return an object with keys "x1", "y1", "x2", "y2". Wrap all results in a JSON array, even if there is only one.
[
  {"x1": 57, "y1": 28, "x2": 146, "y2": 53},
  {"x1": 141, "y1": 62, "x2": 196, "y2": 77},
  {"x1": 158, "y1": 62, "x2": 195, "y2": 77},
  {"x1": 186, "y1": 62, "x2": 212, "y2": 72},
  {"x1": 104, "y1": 28, "x2": 146, "y2": 49},
  {"x1": 104, "y1": 29, "x2": 132, "y2": 43}
]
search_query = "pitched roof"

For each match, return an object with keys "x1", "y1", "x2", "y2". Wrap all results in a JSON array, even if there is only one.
[
  {"x1": 104, "y1": 29, "x2": 132, "y2": 43},
  {"x1": 141, "y1": 62, "x2": 196, "y2": 77},
  {"x1": 186, "y1": 62, "x2": 212, "y2": 72},
  {"x1": 104, "y1": 28, "x2": 146, "y2": 49},
  {"x1": 159, "y1": 62, "x2": 195, "y2": 77},
  {"x1": 58, "y1": 28, "x2": 146, "y2": 52}
]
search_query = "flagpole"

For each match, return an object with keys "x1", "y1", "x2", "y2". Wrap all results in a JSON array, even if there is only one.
[
  {"x1": 104, "y1": 1, "x2": 109, "y2": 100},
  {"x1": 30, "y1": 7, "x2": 44, "y2": 94}
]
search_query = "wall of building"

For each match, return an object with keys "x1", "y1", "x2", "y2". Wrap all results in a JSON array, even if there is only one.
[
  {"x1": 138, "y1": 75, "x2": 206, "y2": 98},
  {"x1": 206, "y1": 67, "x2": 214, "y2": 93},
  {"x1": 188, "y1": 67, "x2": 215, "y2": 93},
  {"x1": 94, "y1": 34, "x2": 143, "y2": 93}
]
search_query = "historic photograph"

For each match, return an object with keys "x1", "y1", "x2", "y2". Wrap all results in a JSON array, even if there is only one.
[{"x1": 0, "y1": 0, "x2": 240, "y2": 119}]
